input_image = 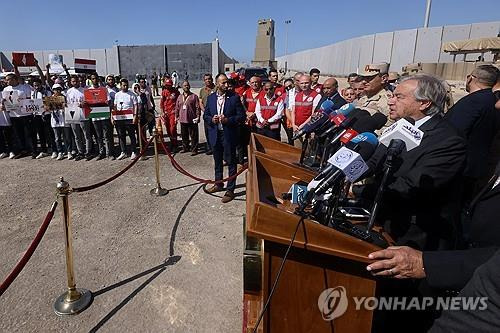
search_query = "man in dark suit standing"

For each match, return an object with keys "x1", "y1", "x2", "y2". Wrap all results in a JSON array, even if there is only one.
[
  {"x1": 203, "y1": 73, "x2": 245, "y2": 203},
  {"x1": 314, "y1": 77, "x2": 346, "y2": 112},
  {"x1": 445, "y1": 65, "x2": 500, "y2": 199},
  {"x1": 364, "y1": 74, "x2": 466, "y2": 251}
]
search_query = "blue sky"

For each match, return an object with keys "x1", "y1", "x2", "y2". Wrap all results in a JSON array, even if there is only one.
[{"x1": 1, "y1": 0, "x2": 498, "y2": 63}]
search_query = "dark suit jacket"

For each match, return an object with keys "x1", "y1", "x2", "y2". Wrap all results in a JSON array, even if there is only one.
[
  {"x1": 366, "y1": 115, "x2": 466, "y2": 250},
  {"x1": 423, "y1": 181, "x2": 500, "y2": 290},
  {"x1": 314, "y1": 92, "x2": 347, "y2": 113},
  {"x1": 445, "y1": 89, "x2": 498, "y2": 180},
  {"x1": 429, "y1": 250, "x2": 500, "y2": 333},
  {"x1": 203, "y1": 91, "x2": 245, "y2": 149}
]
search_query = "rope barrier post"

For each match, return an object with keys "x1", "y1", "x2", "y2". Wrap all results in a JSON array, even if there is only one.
[
  {"x1": 150, "y1": 128, "x2": 168, "y2": 196},
  {"x1": 53, "y1": 177, "x2": 93, "y2": 316},
  {"x1": 137, "y1": 121, "x2": 145, "y2": 160}
]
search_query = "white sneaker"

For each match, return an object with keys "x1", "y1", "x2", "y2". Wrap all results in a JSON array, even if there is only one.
[
  {"x1": 57, "y1": 152, "x2": 64, "y2": 160},
  {"x1": 36, "y1": 152, "x2": 49, "y2": 159},
  {"x1": 117, "y1": 152, "x2": 127, "y2": 160},
  {"x1": 130, "y1": 152, "x2": 138, "y2": 160},
  {"x1": 0, "y1": 152, "x2": 7, "y2": 159},
  {"x1": 9, "y1": 152, "x2": 16, "y2": 159},
  {"x1": 67, "y1": 152, "x2": 74, "y2": 160},
  {"x1": 51, "y1": 152, "x2": 58, "y2": 159}
]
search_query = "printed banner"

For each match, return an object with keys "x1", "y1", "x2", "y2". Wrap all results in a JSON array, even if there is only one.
[
  {"x1": 112, "y1": 108, "x2": 134, "y2": 121},
  {"x1": 1, "y1": 90, "x2": 25, "y2": 117},
  {"x1": 48, "y1": 54, "x2": 64, "y2": 73},
  {"x1": 12, "y1": 52, "x2": 36, "y2": 66},
  {"x1": 20, "y1": 99, "x2": 44, "y2": 115},
  {"x1": 84, "y1": 87, "x2": 108, "y2": 105},
  {"x1": 44, "y1": 95, "x2": 65, "y2": 111},
  {"x1": 64, "y1": 102, "x2": 86, "y2": 123}
]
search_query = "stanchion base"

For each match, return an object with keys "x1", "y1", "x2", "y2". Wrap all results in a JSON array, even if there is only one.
[
  {"x1": 150, "y1": 187, "x2": 169, "y2": 196},
  {"x1": 54, "y1": 288, "x2": 93, "y2": 316}
]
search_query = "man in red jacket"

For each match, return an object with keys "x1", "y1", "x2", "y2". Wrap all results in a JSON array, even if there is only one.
[{"x1": 160, "y1": 78, "x2": 180, "y2": 149}]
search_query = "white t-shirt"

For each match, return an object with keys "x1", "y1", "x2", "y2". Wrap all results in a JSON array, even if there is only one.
[
  {"x1": 114, "y1": 91, "x2": 137, "y2": 110},
  {"x1": 65, "y1": 87, "x2": 85, "y2": 105}
]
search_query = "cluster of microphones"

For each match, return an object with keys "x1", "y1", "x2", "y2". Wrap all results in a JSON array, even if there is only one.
[{"x1": 287, "y1": 100, "x2": 424, "y2": 245}]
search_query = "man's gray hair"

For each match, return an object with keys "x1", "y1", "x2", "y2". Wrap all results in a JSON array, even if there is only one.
[
  {"x1": 472, "y1": 65, "x2": 500, "y2": 87},
  {"x1": 399, "y1": 74, "x2": 447, "y2": 116}
]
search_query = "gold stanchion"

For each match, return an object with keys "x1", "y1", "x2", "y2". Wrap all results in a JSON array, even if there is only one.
[
  {"x1": 150, "y1": 128, "x2": 168, "y2": 196},
  {"x1": 53, "y1": 177, "x2": 92, "y2": 316},
  {"x1": 137, "y1": 121, "x2": 146, "y2": 160}
]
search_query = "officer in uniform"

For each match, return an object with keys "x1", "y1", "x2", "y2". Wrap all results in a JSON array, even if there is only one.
[{"x1": 356, "y1": 62, "x2": 392, "y2": 130}]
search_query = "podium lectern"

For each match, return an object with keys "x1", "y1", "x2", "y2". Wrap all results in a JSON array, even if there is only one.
[{"x1": 243, "y1": 134, "x2": 392, "y2": 333}]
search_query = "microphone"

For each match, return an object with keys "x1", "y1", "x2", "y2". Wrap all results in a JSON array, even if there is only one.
[
  {"x1": 291, "y1": 100, "x2": 339, "y2": 140},
  {"x1": 316, "y1": 132, "x2": 378, "y2": 179},
  {"x1": 300, "y1": 134, "x2": 378, "y2": 210},
  {"x1": 318, "y1": 105, "x2": 363, "y2": 139},
  {"x1": 338, "y1": 112, "x2": 386, "y2": 144},
  {"x1": 379, "y1": 117, "x2": 423, "y2": 151}
]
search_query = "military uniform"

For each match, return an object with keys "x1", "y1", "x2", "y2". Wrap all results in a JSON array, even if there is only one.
[{"x1": 356, "y1": 62, "x2": 394, "y2": 131}]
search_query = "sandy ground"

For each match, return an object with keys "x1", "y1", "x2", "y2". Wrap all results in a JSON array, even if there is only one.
[{"x1": 0, "y1": 98, "x2": 246, "y2": 332}]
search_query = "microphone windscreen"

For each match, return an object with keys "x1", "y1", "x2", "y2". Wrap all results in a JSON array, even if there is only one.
[
  {"x1": 371, "y1": 112, "x2": 388, "y2": 130},
  {"x1": 350, "y1": 132, "x2": 379, "y2": 147},
  {"x1": 346, "y1": 108, "x2": 369, "y2": 119},
  {"x1": 319, "y1": 99, "x2": 335, "y2": 114},
  {"x1": 355, "y1": 141, "x2": 378, "y2": 161},
  {"x1": 337, "y1": 103, "x2": 356, "y2": 116}
]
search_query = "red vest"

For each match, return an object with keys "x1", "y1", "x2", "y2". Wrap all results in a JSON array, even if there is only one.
[
  {"x1": 257, "y1": 94, "x2": 281, "y2": 129},
  {"x1": 235, "y1": 84, "x2": 248, "y2": 97},
  {"x1": 312, "y1": 83, "x2": 323, "y2": 94},
  {"x1": 274, "y1": 85, "x2": 286, "y2": 98},
  {"x1": 244, "y1": 89, "x2": 262, "y2": 113},
  {"x1": 294, "y1": 90, "x2": 319, "y2": 126}
]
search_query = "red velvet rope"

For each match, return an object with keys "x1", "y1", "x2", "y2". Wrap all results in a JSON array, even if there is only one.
[
  {"x1": 0, "y1": 201, "x2": 58, "y2": 298},
  {"x1": 72, "y1": 137, "x2": 154, "y2": 193}
]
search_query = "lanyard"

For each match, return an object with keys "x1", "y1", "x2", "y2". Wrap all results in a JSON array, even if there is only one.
[{"x1": 217, "y1": 95, "x2": 225, "y2": 116}]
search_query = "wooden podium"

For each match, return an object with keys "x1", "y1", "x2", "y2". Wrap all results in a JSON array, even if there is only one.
[{"x1": 243, "y1": 134, "x2": 391, "y2": 333}]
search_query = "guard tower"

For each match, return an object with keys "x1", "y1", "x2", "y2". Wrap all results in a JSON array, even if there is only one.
[{"x1": 252, "y1": 19, "x2": 276, "y2": 68}]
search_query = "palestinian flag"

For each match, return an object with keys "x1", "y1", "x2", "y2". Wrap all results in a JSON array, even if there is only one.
[
  {"x1": 74, "y1": 58, "x2": 96, "y2": 74},
  {"x1": 88, "y1": 106, "x2": 110, "y2": 119}
]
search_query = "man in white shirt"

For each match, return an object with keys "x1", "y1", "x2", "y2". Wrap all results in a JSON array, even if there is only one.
[
  {"x1": 254, "y1": 81, "x2": 284, "y2": 141},
  {"x1": 66, "y1": 75, "x2": 92, "y2": 161},
  {"x1": 87, "y1": 73, "x2": 113, "y2": 160},
  {"x1": 2, "y1": 72, "x2": 33, "y2": 158},
  {"x1": 113, "y1": 78, "x2": 138, "y2": 160}
]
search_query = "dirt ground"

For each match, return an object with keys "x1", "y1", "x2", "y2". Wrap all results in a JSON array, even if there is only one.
[{"x1": 0, "y1": 99, "x2": 247, "y2": 332}]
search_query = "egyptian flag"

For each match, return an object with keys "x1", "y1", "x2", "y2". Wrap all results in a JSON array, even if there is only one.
[{"x1": 74, "y1": 58, "x2": 96, "y2": 74}]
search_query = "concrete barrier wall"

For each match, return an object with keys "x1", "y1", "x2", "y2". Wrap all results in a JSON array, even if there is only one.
[{"x1": 277, "y1": 21, "x2": 500, "y2": 76}]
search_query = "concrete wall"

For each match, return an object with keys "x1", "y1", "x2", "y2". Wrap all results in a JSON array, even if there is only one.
[
  {"x1": 277, "y1": 21, "x2": 500, "y2": 76},
  {"x1": 2, "y1": 42, "x2": 234, "y2": 87}
]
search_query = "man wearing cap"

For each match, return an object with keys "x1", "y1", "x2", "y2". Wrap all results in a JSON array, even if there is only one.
[
  {"x1": 356, "y1": 63, "x2": 392, "y2": 129},
  {"x1": 160, "y1": 78, "x2": 180, "y2": 150}
]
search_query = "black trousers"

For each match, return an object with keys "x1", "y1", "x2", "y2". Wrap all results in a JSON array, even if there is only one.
[
  {"x1": 0, "y1": 126, "x2": 14, "y2": 154},
  {"x1": 256, "y1": 125, "x2": 281, "y2": 141},
  {"x1": 212, "y1": 130, "x2": 237, "y2": 191},
  {"x1": 282, "y1": 118, "x2": 294, "y2": 145},
  {"x1": 236, "y1": 124, "x2": 253, "y2": 164},
  {"x1": 10, "y1": 115, "x2": 35, "y2": 153},
  {"x1": 115, "y1": 120, "x2": 137, "y2": 154},
  {"x1": 180, "y1": 123, "x2": 199, "y2": 152}
]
